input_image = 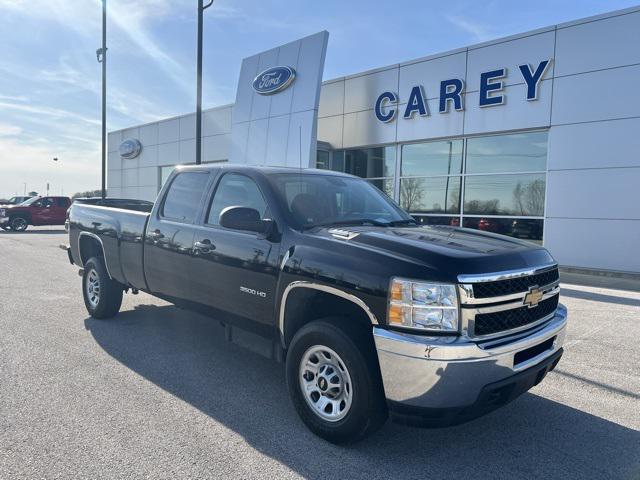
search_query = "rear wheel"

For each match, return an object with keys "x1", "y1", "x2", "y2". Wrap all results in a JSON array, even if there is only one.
[
  {"x1": 10, "y1": 217, "x2": 28, "y2": 231},
  {"x1": 82, "y1": 256, "x2": 123, "y2": 319},
  {"x1": 286, "y1": 317, "x2": 388, "y2": 444}
]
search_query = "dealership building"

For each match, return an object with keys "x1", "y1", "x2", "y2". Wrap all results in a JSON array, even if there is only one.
[{"x1": 106, "y1": 6, "x2": 640, "y2": 275}]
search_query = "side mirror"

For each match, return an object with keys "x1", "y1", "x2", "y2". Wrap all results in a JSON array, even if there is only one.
[{"x1": 219, "y1": 206, "x2": 272, "y2": 235}]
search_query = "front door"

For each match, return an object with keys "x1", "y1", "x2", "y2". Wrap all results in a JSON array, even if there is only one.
[
  {"x1": 144, "y1": 170, "x2": 212, "y2": 300},
  {"x1": 189, "y1": 172, "x2": 280, "y2": 328},
  {"x1": 29, "y1": 197, "x2": 56, "y2": 225}
]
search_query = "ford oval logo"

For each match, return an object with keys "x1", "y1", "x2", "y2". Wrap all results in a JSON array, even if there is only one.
[
  {"x1": 252, "y1": 66, "x2": 296, "y2": 95},
  {"x1": 119, "y1": 138, "x2": 142, "y2": 159}
]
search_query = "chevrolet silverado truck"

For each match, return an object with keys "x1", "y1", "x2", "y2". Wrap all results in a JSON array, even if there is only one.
[
  {"x1": 1, "y1": 195, "x2": 71, "y2": 231},
  {"x1": 64, "y1": 165, "x2": 567, "y2": 443}
]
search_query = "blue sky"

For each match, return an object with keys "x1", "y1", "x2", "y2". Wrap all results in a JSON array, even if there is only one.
[{"x1": 0, "y1": 0, "x2": 637, "y2": 198}]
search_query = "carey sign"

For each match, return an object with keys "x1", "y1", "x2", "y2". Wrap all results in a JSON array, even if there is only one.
[
  {"x1": 252, "y1": 66, "x2": 296, "y2": 95},
  {"x1": 374, "y1": 59, "x2": 551, "y2": 123}
]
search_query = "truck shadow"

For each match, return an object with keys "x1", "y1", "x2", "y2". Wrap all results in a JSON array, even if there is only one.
[
  {"x1": 85, "y1": 304, "x2": 639, "y2": 480},
  {"x1": 0, "y1": 229, "x2": 66, "y2": 235},
  {"x1": 560, "y1": 287, "x2": 640, "y2": 307}
]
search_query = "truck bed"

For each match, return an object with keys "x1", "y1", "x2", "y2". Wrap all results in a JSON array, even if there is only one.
[{"x1": 68, "y1": 203, "x2": 150, "y2": 290}]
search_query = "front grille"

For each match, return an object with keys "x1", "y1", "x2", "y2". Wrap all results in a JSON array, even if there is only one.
[
  {"x1": 474, "y1": 295, "x2": 559, "y2": 336},
  {"x1": 472, "y1": 268, "x2": 559, "y2": 299}
]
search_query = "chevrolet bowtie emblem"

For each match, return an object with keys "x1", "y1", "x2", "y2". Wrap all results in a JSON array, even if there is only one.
[{"x1": 523, "y1": 286, "x2": 544, "y2": 308}]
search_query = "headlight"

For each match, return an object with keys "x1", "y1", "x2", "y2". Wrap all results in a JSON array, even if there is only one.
[
  {"x1": 387, "y1": 278, "x2": 458, "y2": 332},
  {"x1": 0, "y1": 209, "x2": 5, "y2": 217}
]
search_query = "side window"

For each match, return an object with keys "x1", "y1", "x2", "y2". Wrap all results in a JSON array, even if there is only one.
[
  {"x1": 56, "y1": 198, "x2": 68, "y2": 207},
  {"x1": 161, "y1": 172, "x2": 210, "y2": 223},
  {"x1": 207, "y1": 173, "x2": 267, "y2": 226},
  {"x1": 41, "y1": 198, "x2": 54, "y2": 207}
]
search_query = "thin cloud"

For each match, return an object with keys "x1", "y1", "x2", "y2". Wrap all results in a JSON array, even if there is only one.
[
  {"x1": 0, "y1": 123, "x2": 22, "y2": 136},
  {"x1": 445, "y1": 14, "x2": 493, "y2": 42},
  {"x1": 0, "y1": 100, "x2": 100, "y2": 126}
]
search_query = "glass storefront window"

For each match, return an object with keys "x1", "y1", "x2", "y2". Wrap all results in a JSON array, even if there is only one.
[
  {"x1": 401, "y1": 140, "x2": 463, "y2": 177},
  {"x1": 397, "y1": 131, "x2": 548, "y2": 243},
  {"x1": 366, "y1": 178, "x2": 394, "y2": 198},
  {"x1": 466, "y1": 131, "x2": 548, "y2": 174},
  {"x1": 462, "y1": 217, "x2": 544, "y2": 243},
  {"x1": 160, "y1": 165, "x2": 176, "y2": 189},
  {"x1": 464, "y1": 173, "x2": 546, "y2": 216},
  {"x1": 400, "y1": 176, "x2": 461, "y2": 214},
  {"x1": 342, "y1": 146, "x2": 395, "y2": 178},
  {"x1": 316, "y1": 150, "x2": 330, "y2": 170},
  {"x1": 413, "y1": 215, "x2": 460, "y2": 227}
]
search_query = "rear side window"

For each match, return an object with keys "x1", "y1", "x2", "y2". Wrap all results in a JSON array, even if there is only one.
[
  {"x1": 161, "y1": 172, "x2": 209, "y2": 223},
  {"x1": 207, "y1": 173, "x2": 267, "y2": 226},
  {"x1": 56, "y1": 198, "x2": 68, "y2": 207}
]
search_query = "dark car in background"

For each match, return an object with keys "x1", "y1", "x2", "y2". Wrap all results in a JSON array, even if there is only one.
[{"x1": 0, "y1": 196, "x2": 71, "y2": 231}]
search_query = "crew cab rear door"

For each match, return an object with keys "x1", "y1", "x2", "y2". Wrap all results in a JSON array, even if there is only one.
[
  {"x1": 143, "y1": 170, "x2": 212, "y2": 300},
  {"x1": 189, "y1": 172, "x2": 281, "y2": 328}
]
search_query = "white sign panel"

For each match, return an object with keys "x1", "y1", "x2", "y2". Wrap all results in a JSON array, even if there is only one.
[{"x1": 229, "y1": 31, "x2": 329, "y2": 168}]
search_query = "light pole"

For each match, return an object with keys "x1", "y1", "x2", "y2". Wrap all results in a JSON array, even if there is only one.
[
  {"x1": 96, "y1": 0, "x2": 107, "y2": 198},
  {"x1": 195, "y1": 0, "x2": 214, "y2": 165}
]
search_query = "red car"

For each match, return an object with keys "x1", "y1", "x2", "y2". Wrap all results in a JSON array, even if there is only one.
[
  {"x1": 477, "y1": 217, "x2": 504, "y2": 233},
  {"x1": 0, "y1": 196, "x2": 71, "y2": 231}
]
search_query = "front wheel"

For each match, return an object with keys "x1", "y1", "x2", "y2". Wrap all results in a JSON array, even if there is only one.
[
  {"x1": 10, "y1": 217, "x2": 28, "y2": 231},
  {"x1": 82, "y1": 256, "x2": 123, "y2": 319},
  {"x1": 286, "y1": 318, "x2": 388, "y2": 444}
]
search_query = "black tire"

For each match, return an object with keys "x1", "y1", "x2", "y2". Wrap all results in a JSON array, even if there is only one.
[
  {"x1": 286, "y1": 317, "x2": 388, "y2": 444},
  {"x1": 82, "y1": 256, "x2": 123, "y2": 319},
  {"x1": 10, "y1": 216, "x2": 28, "y2": 231}
]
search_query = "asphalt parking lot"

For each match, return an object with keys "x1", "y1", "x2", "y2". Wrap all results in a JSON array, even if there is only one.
[{"x1": 1, "y1": 227, "x2": 638, "y2": 479}]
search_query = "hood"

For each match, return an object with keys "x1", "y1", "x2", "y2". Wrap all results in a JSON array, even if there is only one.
[{"x1": 312, "y1": 225, "x2": 555, "y2": 278}]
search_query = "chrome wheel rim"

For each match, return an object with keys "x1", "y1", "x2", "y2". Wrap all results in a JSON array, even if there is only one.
[
  {"x1": 299, "y1": 345, "x2": 353, "y2": 422},
  {"x1": 12, "y1": 218, "x2": 26, "y2": 231},
  {"x1": 85, "y1": 268, "x2": 101, "y2": 308}
]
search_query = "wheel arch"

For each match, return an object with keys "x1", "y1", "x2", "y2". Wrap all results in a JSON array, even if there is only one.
[
  {"x1": 78, "y1": 232, "x2": 113, "y2": 279},
  {"x1": 9, "y1": 211, "x2": 31, "y2": 223},
  {"x1": 279, "y1": 282, "x2": 379, "y2": 349}
]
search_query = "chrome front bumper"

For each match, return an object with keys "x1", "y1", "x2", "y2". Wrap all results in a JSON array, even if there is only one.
[{"x1": 373, "y1": 304, "x2": 567, "y2": 423}]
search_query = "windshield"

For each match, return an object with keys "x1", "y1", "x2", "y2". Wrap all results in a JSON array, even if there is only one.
[
  {"x1": 268, "y1": 173, "x2": 414, "y2": 229},
  {"x1": 19, "y1": 196, "x2": 41, "y2": 206}
]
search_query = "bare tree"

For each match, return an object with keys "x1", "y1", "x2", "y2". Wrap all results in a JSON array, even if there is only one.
[
  {"x1": 512, "y1": 179, "x2": 545, "y2": 216},
  {"x1": 512, "y1": 182, "x2": 526, "y2": 215},
  {"x1": 400, "y1": 178, "x2": 425, "y2": 212},
  {"x1": 524, "y1": 179, "x2": 545, "y2": 216}
]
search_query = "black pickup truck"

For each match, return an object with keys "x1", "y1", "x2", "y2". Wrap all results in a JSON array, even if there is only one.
[{"x1": 65, "y1": 165, "x2": 567, "y2": 443}]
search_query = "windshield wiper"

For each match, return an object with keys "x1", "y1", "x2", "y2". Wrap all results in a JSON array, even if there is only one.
[{"x1": 388, "y1": 219, "x2": 418, "y2": 226}]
